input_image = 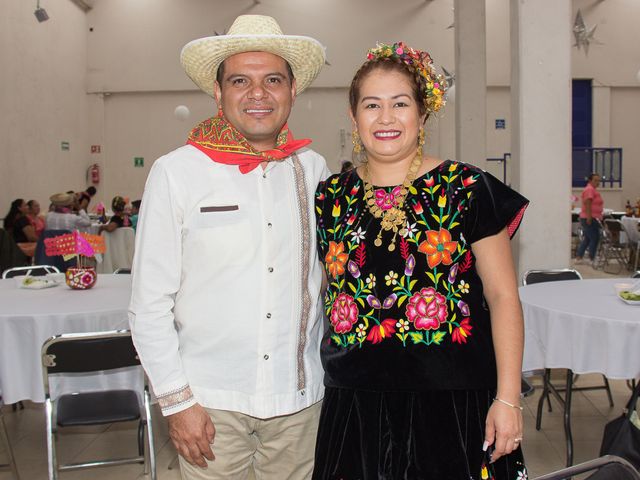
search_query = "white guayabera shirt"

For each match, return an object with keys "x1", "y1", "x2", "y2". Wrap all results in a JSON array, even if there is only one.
[{"x1": 129, "y1": 144, "x2": 330, "y2": 418}]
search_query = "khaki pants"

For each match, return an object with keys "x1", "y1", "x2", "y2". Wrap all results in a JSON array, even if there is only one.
[{"x1": 179, "y1": 401, "x2": 321, "y2": 480}]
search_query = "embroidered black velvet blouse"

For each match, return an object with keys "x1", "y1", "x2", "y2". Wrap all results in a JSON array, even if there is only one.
[{"x1": 315, "y1": 160, "x2": 529, "y2": 391}]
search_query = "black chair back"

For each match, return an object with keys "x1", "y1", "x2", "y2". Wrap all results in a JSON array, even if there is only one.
[
  {"x1": 34, "y1": 229, "x2": 74, "y2": 272},
  {"x1": 42, "y1": 331, "x2": 139, "y2": 375},
  {"x1": 522, "y1": 269, "x2": 582, "y2": 286}
]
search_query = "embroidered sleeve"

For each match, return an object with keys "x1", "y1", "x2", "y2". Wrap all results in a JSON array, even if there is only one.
[
  {"x1": 157, "y1": 385, "x2": 195, "y2": 416},
  {"x1": 466, "y1": 169, "x2": 529, "y2": 243}
]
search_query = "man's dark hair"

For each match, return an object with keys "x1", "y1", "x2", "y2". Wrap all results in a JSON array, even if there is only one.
[{"x1": 216, "y1": 58, "x2": 294, "y2": 87}]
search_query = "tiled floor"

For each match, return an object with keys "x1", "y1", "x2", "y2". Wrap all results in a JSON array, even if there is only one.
[{"x1": 1, "y1": 262, "x2": 636, "y2": 479}]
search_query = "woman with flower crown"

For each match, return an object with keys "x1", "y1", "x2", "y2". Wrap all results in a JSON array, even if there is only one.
[{"x1": 313, "y1": 42, "x2": 529, "y2": 479}]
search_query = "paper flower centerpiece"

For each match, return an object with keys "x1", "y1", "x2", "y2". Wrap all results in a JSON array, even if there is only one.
[{"x1": 45, "y1": 231, "x2": 106, "y2": 289}]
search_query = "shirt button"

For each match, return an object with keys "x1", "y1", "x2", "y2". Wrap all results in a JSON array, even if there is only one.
[
  {"x1": 268, "y1": 267, "x2": 274, "y2": 273},
  {"x1": 267, "y1": 222, "x2": 272, "y2": 228},
  {"x1": 266, "y1": 313, "x2": 272, "y2": 319},
  {"x1": 262, "y1": 173, "x2": 267, "y2": 179},
  {"x1": 263, "y1": 354, "x2": 269, "y2": 360}
]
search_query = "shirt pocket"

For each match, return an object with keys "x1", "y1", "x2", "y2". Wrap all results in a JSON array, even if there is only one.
[
  {"x1": 193, "y1": 204, "x2": 244, "y2": 228},
  {"x1": 186, "y1": 204, "x2": 252, "y2": 267}
]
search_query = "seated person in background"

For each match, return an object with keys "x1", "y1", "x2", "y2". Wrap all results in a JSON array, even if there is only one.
[
  {"x1": 130, "y1": 200, "x2": 141, "y2": 232},
  {"x1": 27, "y1": 199, "x2": 46, "y2": 239},
  {"x1": 99, "y1": 196, "x2": 131, "y2": 233},
  {"x1": 45, "y1": 193, "x2": 92, "y2": 231},
  {"x1": 3, "y1": 198, "x2": 37, "y2": 243},
  {"x1": 76, "y1": 191, "x2": 92, "y2": 224}
]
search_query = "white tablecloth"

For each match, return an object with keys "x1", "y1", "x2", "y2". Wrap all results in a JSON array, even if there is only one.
[
  {"x1": 97, "y1": 227, "x2": 135, "y2": 274},
  {"x1": 0, "y1": 274, "x2": 137, "y2": 403},
  {"x1": 520, "y1": 278, "x2": 640, "y2": 379}
]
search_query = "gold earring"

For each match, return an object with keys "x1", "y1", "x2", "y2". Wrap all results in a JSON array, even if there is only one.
[
  {"x1": 352, "y1": 130, "x2": 363, "y2": 154},
  {"x1": 417, "y1": 127, "x2": 425, "y2": 156}
]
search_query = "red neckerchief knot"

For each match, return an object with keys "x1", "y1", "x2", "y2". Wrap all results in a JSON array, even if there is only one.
[{"x1": 186, "y1": 113, "x2": 311, "y2": 174}]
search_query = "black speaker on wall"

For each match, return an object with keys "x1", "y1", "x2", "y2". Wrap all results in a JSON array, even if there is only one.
[{"x1": 34, "y1": 7, "x2": 49, "y2": 22}]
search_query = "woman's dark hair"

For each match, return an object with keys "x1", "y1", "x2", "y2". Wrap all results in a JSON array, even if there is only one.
[
  {"x1": 26, "y1": 199, "x2": 37, "y2": 209},
  {"x1": 86, "y1": 186, "x2": 97, "y2": 197},
  {"x1": 3, "y1": 198, "x2": 25, "y2": 231},
  {"x1": 349, "y1": 58, "x2": 427, "y2": 118},
  {"x1": 112, "y1": 196, "x2": 126, "y2": 213},
  {"x1": 587, "y1": 173, "x2": 600, "y2": 181}
]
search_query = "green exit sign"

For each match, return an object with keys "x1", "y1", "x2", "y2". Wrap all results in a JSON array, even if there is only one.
[{"x1": 134, "y1": 157, "x2": 144, "y2": 167}]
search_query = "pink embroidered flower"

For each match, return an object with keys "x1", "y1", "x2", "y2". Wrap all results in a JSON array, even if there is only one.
[
  {"x1": 374, "y1": 186, "x2": 402, "y2": 211},
  {"x1": 395, "y1": 47, "x2": 404, "y2": 55},
  {"x1": 330, "y1": 293, "x2": 359, "y2": 333},
  {"x1": 406, "y1": 287, "x2": 448, "y2": 330}
]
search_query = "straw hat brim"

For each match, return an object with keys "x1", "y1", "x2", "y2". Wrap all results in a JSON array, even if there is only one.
[
  {"x1": 180, "y1": 34, "x2": 326, "y2": 97},
  {"x1": 49, "y1": 193, "x2": 74, "y2": 207}
]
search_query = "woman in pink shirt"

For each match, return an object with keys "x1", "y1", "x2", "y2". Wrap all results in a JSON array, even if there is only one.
[{"x1": 575, "y1": 173, "x2": 603, "y2": 263}]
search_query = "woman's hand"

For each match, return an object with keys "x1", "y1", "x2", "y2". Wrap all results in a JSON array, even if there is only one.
[{"x1": 484, "y1": 399, "x2": 524, "y2": 463}]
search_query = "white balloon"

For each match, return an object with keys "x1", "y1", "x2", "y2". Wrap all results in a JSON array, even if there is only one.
[
  {"x1": 174, "y1": 105, "x2": 190, "y2": 120},
  {"x1": 446, "y1": 84, "x2": 455, "y2": 102}
]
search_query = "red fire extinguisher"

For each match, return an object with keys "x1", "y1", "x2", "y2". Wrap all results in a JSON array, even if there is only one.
[{"x1": 88, "y1": 164, "x2": 100, "y2": 184}]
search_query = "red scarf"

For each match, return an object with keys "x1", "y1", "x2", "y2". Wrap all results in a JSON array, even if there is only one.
[{"x1": 186, "y1": 113, "x2": 311, "y2": 174}]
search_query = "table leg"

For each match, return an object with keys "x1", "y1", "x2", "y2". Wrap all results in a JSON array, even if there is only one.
[{"x1": 564, "y1": 369, "x2": 574, "y2": 467}]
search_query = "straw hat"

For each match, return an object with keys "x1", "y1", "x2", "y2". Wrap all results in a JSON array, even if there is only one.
[
  {"x1": 180, "y1": 15, "x2": 326, "y2": 97},
  {"x1": 49, "y1": 193, "x2": 74, "y2": 207}
]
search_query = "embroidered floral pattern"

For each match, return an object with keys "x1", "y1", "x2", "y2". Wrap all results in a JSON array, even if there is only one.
[{"x1": 316, "y1": 161, "x2": 489, "y2": 350}]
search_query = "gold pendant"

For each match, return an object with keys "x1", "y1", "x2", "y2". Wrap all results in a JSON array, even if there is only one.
[
  {"x1": 388, "y1": 242, "x2": 395, "y2": 252},
  {"x1": 374, "y1": 237, "x2": 382, "y2": 247}
]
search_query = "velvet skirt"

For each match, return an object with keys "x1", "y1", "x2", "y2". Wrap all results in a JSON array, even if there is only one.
[{"x1": 312, "y1": 387, "x2": 527, "y2": 480}]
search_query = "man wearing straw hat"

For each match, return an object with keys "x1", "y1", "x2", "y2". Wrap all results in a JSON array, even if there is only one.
[{"x1": 129, "y1": 14, "x2": 329, "y2": 479}]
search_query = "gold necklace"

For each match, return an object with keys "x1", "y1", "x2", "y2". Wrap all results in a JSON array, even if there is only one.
[{"x1": 363, "y1": 153, "x2": 423, "y2": 251}]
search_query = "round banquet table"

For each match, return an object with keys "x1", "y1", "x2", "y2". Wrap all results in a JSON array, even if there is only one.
[
  {"x1": 0, "y1": 274, "x2": 135, "y2": 403},
  {"x1": 520, "y1": 278, "x2": 640, "y2": 380},
  {"x1": 519, "y1": 277, "x2": 640, "y2": 466}
]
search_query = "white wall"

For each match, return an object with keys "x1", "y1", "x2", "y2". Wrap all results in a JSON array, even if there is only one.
[
  {"x1": 2, "y1": 0, "x2": 640, "y2": 213},
  {"x1": 0, "y1": 0, "x2": 90, "y2": 212}
]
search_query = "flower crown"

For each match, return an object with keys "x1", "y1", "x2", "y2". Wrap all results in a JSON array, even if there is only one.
[{"x1": 366, "y1": 41, "x2": 446, "y2": 114}]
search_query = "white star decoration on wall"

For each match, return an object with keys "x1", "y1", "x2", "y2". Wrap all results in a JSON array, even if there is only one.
[{"x1": 573, "y1": 9, "x2": 601, "y2": 55}]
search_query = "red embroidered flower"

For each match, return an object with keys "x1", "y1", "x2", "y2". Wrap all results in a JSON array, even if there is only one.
[
  {"x1": 366, "y1": 318, "x2": 396, "y2": 344},
  {"x1": 406, "y1": 287, "x2": 448, "y2": 330},
  {"x1": 330, "y1": 293, "x2": 359, "y2": 333},
  {"x1": 412, "y1": 202, "x2": 424, "y2": 215},
  {"x1": 452, "y1": 318, "x2": 473, "y2": 344},
  {"x1": 325, "y1": 241, "x2": 348, "y2": 278},
  {"x1": 424, "y1": 176, "x2": 435, "y2": 187},
  {"x1": 462, "y1": 176, "x2": 477, "y2": 187},
  {"x1": 418, "y1": 228, "x2": 458, "y2": 269}
]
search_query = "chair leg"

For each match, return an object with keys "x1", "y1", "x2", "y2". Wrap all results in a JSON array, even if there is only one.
[
  {"x1": 45, "y1": 398, "x2": 57, "y2": 480},
  {"x1": 0, "y1": 413, "x2": 20, "y2": 480},
  {"x1": 143, "y1": 389, "x2": 157, "y2": 480},
  {"x1": 536, "y1": 368, "x2": 551, "y2": 430},
  {"x1": 138, "y1": 420, "x2": 145, "y2": 458},
  {"x1": 602, "y1": 375, "x2": 615, "y2": 407}
]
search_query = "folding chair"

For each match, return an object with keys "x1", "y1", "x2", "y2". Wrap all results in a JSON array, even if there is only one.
[
  {"x1": 113, "y1": 268, "x2": 131, "y2": 274},
  {"x1": 633, "y1": 271, "x2": 640, "y2": 279},
  {"x1": 2, "y1": 265, "x2": 60, "y2": 279},
  {"x1": 41, "y1": 330, "x2": 156, "y2": 480},
  {"x1": 533, "y1": 455, "x2": 640, "y2": 480},
  {"x1": 521, "y1": 269, "x2": 614, "y2": 448},
  {"x1": 0, "y1": 406, "x2": 20, "y2": 479},
  {"x1": 599, "y1": 219, "x2": 629, "y2": 274}
]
